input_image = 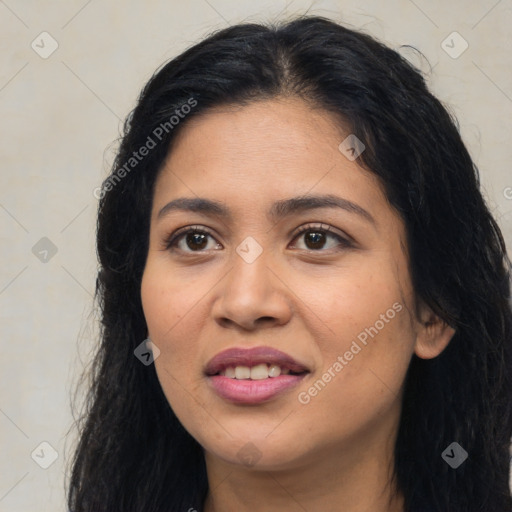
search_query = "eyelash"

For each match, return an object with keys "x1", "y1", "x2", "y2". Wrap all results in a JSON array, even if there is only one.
[{"x1": 162, "y1": 223, "x2": 353, "y2": 254}]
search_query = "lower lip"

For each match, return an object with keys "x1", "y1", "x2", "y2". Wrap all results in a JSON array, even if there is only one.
[{"x1": 207, "y1": 374, "x2": 308, "y2": 404}]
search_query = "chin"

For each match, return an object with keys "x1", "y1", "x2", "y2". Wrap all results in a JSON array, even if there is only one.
[{"x1": 203, "y1": 432, "x2": 309, "y2": 471}]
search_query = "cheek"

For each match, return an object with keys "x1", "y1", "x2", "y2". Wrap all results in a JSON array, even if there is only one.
[
  {"x1": 296, "y1": 310, "x2": 413, "y2": 442},
  {"x1": 141, "y1": 261, "x2": 204, "y2": 339},
  {"x1": 141, "y1": 264, "x2": 202, "y2": 376},
  {"x1": 300, "y1": 264, "x2": 414, "y2": 400},
  {"x1": 141, "y1": 265, "x2": 210, "y2": 436},
  {"x1": 302, "y1": 262, "x2": 406, "y2": 342}
]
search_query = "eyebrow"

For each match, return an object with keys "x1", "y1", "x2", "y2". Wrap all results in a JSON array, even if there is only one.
[{"x1": 157, "y1": 194, "x2": 376, "y2": 226}]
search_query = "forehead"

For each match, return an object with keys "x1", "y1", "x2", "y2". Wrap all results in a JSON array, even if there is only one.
[
  {"x1": 153, "y1": 97, "x2": 384, "y2": 211},
  {"x1": 168, "y1": 97, "x2": 348, "y2": 162}
]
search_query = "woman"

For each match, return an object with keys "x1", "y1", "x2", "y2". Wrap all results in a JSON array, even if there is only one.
[{"x1": 66, "y1": 15, "x2": 512, "y2": 512}]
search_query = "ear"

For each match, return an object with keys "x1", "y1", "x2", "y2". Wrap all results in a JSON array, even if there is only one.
[{"x1": 413, "y1": 300, "x2": 456, "y2": 359}]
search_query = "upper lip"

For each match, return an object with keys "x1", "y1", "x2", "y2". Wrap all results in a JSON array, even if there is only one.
[{"x1": 205, "y1": 346, "x2": 310, "y2": 376}]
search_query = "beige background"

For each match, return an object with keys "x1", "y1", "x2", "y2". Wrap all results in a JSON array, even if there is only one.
[{"x1": 1, "y1": 1, "x2": 511, "y2": 510}]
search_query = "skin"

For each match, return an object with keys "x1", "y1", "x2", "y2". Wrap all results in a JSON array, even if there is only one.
[{"x1": 140, "y1": 96, "x2": 455, "y2": 512}]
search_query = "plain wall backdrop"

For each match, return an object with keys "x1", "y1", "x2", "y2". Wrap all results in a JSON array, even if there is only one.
[{"x1": 1, "y1": 1, "x2": 511, "y2": 510}]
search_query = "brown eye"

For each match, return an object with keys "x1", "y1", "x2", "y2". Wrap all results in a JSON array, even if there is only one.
[
  {"x1": 184, "y1": 232, "x2": 208, "y2": 250},
  {"x1": 303, "y1": 231, "x2": 327, "y2": 250},
  {"x1": 164, "y1": 226, "x2": 221, "y2": 253},
  {"x1": 291, "y1": 224, "x2": 352, "y2": 252}
]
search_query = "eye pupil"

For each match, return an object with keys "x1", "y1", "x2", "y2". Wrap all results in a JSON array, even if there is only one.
[
  {"x1": 186, "y1": 232, "x2": 207, "y2": 250},
  {"x1": 169, "y1": 226, "x2": 344, "y2": 254},
  {"x1": 305, "y1": 231, "x2": 325, "y2": 249}
]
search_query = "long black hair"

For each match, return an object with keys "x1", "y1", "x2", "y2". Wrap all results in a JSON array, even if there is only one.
[{"x1": 65, "y1": 15, "x2": 512, "y2": 512}]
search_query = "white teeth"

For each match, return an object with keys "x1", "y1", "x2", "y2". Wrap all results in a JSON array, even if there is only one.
[
  {"x1": 225, "y1": 367, "x2": 236, "y2": 378},
  {"x1": 268, "y1": 364, "x2": 281, "y2": 378},
  {"x1": 251, "y1": 363, "x2": 270, "y2": 380},
  {"x1": 234, "y1": 366, "x2": 251, "y2": 379},
  {"x1": 219, "y1": 364, "x2": 292, "y2": 379}
]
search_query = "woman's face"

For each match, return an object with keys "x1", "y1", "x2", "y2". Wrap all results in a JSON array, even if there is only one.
[{"x1": 141, "y1": 97, "x2": 453, "y2": 471}]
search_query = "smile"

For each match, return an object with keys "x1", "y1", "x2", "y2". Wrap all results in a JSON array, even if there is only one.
[{"x1": 207, "y1": 372, "x2": 308, "y2": 404}]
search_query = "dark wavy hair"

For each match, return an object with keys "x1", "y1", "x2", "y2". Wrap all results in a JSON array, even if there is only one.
[{"x1": 65, "y1": 15, "x2": 512, "y2": 512}]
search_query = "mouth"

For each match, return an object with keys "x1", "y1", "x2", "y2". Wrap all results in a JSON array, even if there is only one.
[
  {"x1": 204, "y1": 346, "x2": 310, "y2": 404},
  {"x1": 211, "y1": 363, "x2": 307, "y2": 379},
  {"x1": 205, "y1": 345, "x2": 310, "y2": 377}
]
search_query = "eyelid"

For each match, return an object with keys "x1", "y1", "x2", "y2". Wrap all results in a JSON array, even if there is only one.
[
  {"x1": 162, "y1": 224, "x2": 217, "y2": 250},
  {"x1": 289, "y1": 222, "x2": 353, "y2": 245},
  {"x1": 288, "y1": 224, "x2": 354, "y2": 253},
  {"x1": 162, "y1": 222, "x2": 354, "y2": 253}
]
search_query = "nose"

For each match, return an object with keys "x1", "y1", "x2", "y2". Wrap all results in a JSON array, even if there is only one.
[{"x1": 211, "y1": 246, "x2": 293, "y2": 331}]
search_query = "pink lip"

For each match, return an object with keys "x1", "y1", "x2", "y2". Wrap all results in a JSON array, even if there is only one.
[
  {"x1": 204, "y1": 346, "x2": 310, "y2": 405},
  {"x1": 204, "y1": 346, "x2": 310, "y2": 376},
  {"x1": 207, "y1": 374, "x2": 308, "y2": 404}
]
